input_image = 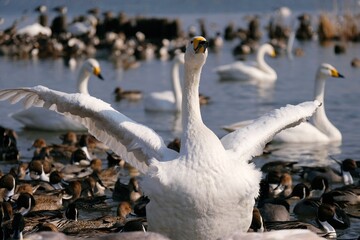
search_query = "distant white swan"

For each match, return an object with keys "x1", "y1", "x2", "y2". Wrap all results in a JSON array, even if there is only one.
[
  {"x1": 0, "y1": 36, "x2": 321, "y2": 240},
  {"x1": 17, "y1": 22, "x2": 52, "y2": 37},
  {"x1": 222, "y1": 63, "x2": 343, "y2": 143},
  {"x1": 144, "y1": 53, "x2": 184, "y2": 112},
  {"x1": 10, "y1": 58, "x2": 103, "y2": 131},
  {"x1": 214, "y1": 43, "x2": 277, "y2": 81}
]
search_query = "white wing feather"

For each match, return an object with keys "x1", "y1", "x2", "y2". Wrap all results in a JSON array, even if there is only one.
[
  {"x1": 0, "y1": 86, "x2": 179, "y2": 174},
  {"x1": 221, "y1": 100, "x2": 321, "y2": 161}
]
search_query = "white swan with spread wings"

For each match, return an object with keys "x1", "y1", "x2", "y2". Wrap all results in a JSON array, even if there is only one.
[{"x1": 0, "y1": 36, "x2": 321, "y2": 240}]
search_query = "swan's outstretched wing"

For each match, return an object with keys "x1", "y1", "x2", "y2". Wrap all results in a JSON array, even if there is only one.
[
  {"x1": 221, "y1": 100, "x2": 321, "y2": 161},
  {"x1": 0, "y1": 86, "x2": 178, "y2": 173}
]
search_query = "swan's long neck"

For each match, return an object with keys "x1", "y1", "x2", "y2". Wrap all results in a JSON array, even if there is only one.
[
  {"x1": 182, "y1": 64, "x2": 202, "y2": 128},
  {"x1": 312, "y1": 74, "x2": 341, "y2": 141},
  {"x1": 181, "y1": 61, "x2": 225, "y2": 163},
  {"x1": 172, "y1": 59, "x2": 183, "y2": 111},
  {"x1": 257, "y1": 48, "x2": 276, "y2": 76},
  {"x1": 77, "y1": 67, "x2": 91, "y2": 95},
  {"x1": 181, "y1": 63, "x2": 204, "y2": 155}
]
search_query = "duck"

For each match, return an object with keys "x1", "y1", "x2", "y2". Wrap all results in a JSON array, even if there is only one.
[
  {"x1": 300, "y1": 158, "x2": 358, "y2": 184},
  {"x1": 0, "y1": 36, "x2": 322, "y2": 240},
  {"x1": 49, "y1": 201, "x2": 125, "y2": 235},
  {"x1": 28, "y1": 159, "x2": 52, "y2": 182},
  {"x1": 0, "y1": 173, "x2": 16, "y2": 201},
  {"x1": 257, "y1": 203, "x2": 340, "y2": 239},
  {"x1": 90, "y1": 158, "x2": 120, "y2": 189},
  {"x1": 0, "y1": 126, "x2": 19, "y2": 161},
  {"x1": 222, "y1": 63, "x2": 344, "y2": 144},
  {"x1": 15, "y1": 191, "x2": 64, "y2": 214},
  {"x1": 321, "y1": 185, "x2": 360, "y2": 208},
  {"x1": 287, "y1": 182, "x2": 350, "y2": 230},
  {"x1": 112, "y1": 177, "x2": 142, "y2": 203},
  {"x1": 113, "y1": 87, "x2": 143, "y2": 102},
  {"x1": 214, "y1": 43, "x2": 277, "y2": 82},
  {"x1": 9, "y1": 58, "x2": 104, "y2": 131}
]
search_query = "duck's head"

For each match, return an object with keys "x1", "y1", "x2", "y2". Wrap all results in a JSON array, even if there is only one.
[
  {"x1": 63, "y1": 180, "x2": 82, "y2": 201},
  {"x1": 16, "y1": 192, "x2": 36, "y2": 216},
  {"x1": 90, "y1": 158, "x2": 103, "y2": 173},
  {"x1": 317, "y1": 204, "x2": 338, "y2": 233},
  {"x1": 84, "y1": 58, "x2": 104, "y2": 80},
  {"x1": 287, "y1": 183, "x2": 310, "y2": 199},
  {"x1": 185, "y1": 36, "x2": 208, "y2": 68},
  {"x1": 0, "y1": 173, "x2": 16, "y2": 191},
  {"x1": 29, "y1": 138, "x2": 47, "y2": 150},
  {"x1": 29, "y1": 160, "x2": 44, "y2": 180},
  {"x1": 310, "y1": 176, "x2": 329, "y2": 193},
  {"x1": 60, "y1": 131, "x2": 78, "y2": 145},
  {"x1": 318, "y1": 63, "x2": 344, "y2": 78},
  {"x1": 341, "y1": 158, "x2": 357, "y2": 172},
  {"x1": 117, "y1": 201, "x2": 132, "y2": 218},
  {"x1": 250, "y1": 207, "x2": 264, "y2": 232},
  {"x1": 65, "y1": 203, "x2": 79, "y2": 221}
]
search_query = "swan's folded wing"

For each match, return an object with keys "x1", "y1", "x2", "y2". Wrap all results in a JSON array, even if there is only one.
[
  {"x1": 221, "y1": 101, "x2": 321, "y2": 161},
  {"x1": 0, "y1": 86, "x2": 178, "y2": 173}
]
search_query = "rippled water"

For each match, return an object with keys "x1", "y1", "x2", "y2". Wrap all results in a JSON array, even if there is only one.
[{"x1": 1, "y1": 1, "x2": 360, "y2": 238}]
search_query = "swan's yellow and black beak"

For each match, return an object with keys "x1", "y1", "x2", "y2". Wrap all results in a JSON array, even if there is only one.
[
  {"x1": 192, "y1": 36, "x2": 208, "y2": 54},
  {"x1": 270, "y1": 49, "x2": 276, "y2": 58},
  {"x1": 330, "y1": 69, "x2": 344, "y2": 78},
  {"x1": 93, "y1": 66, "x2": 104, "y2": 80}
]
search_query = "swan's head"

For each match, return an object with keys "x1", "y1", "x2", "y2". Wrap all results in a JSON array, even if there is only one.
[
  {"x1": 185, "y1": 36, "x2": 208, "y2": 69},
  {"x1": 318, "y1": 63, "x2": 344, "y2": 78},
  {"x1": 83, "y1": 58, "x2": 104, "y2": 80},
  {"x1": 262, "y1": 43, "x2": 276, "y2": 57}
]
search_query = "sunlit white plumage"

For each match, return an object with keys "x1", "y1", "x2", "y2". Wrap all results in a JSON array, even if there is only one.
[
  {"x1": 214, "y1": 43, "x2": 277, "y2": 81},
  {"x1": 0, "y1": 36, "x2": 321, "y2": 240},
  {"x1": 222, "y1": 63, "x2": 343, "y2": 143},
  {"x1": 220, "y1": 229, "x2": 326, "y2": 240},
  {"x1": 144, "y1": 53, "x2": 184, "y2": 112},
  {"x1": 10, "y1": 58, "x2": 104, "y2": 131},
  {"x1": 17, "y1": 22, "x2": 52, "y2": 37}
]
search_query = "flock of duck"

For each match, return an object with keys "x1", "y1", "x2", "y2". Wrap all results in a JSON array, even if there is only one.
[{"x1": 0, "y1": 34, "x2": 358, "y2": 240}]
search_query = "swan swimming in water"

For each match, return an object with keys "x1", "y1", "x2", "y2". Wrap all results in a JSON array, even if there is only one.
[
  {"x1": 9, "y1": 58, "x2": 104, "y2": 131},
  {"x1": 0, "y1": 36, "x2": 321, "y2": 240},
  {"x1": 144, "y1": 53, "x2": 184, "y2": 112},
  {"x1": 222, "y1": 63, "x2": 343, "y2": 143},
  {"x1": 214, "y1": 43, "x2": 277, "y2": 82},
  {"x1": 144, "y1": 53, "x2": 209, "y2": 112}
]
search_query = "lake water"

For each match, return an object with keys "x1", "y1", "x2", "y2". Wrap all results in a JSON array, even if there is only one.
[{"x1": 0, "y1": 0, "x2": 360, "y2": 239}]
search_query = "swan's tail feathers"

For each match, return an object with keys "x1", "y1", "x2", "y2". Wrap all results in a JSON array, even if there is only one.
[{"x1": 221, "y1": 100, "x2": 321, "y2": 161}]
